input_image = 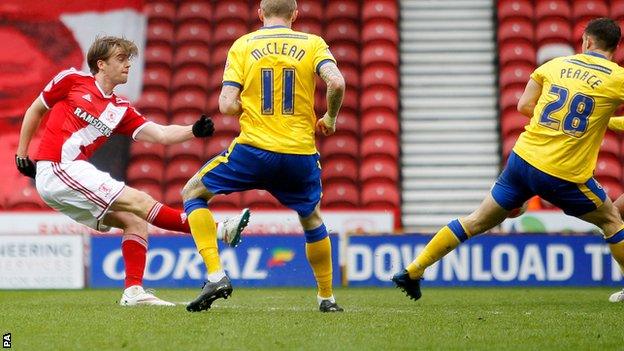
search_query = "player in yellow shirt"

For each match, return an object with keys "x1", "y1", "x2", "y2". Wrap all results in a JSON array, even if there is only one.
[
  {"x1": 393, "y1": 17, "x2": 624, "y2": 302},
  {"x1": 181, "y1": 0, "x2": 346, "y2": 312}
]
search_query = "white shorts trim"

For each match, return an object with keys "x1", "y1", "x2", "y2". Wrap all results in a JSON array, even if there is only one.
[{"x1": 35, "y1": 160, "x2": 125, "y2": 231}]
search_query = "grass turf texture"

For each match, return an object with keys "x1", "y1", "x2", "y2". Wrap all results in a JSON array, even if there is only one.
[{"x1": 2, "y1": 287, "x2": 623, "y2": 350}]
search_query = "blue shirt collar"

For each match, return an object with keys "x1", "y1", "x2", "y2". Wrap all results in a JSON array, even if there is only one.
[
  {"x1": 261, "y1": 25, "x2": 289, "y2": 29},
  {"x1": 584, "y1": 51, "x2": 607, "y2": 59}
]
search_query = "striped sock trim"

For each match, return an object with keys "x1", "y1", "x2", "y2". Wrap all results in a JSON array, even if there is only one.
[
  {"x1": 448, "y1": 219, "x2": 469, "y2": 242},
  {"x1": 122, "y1": 233, "x2": 148, "y2": 248},
  {"x1": 146, "y1": 203, "x2": 163, "y2": 223},
  {"x1": 606, "y1": 228, "x2": 624, "y2": 244}
]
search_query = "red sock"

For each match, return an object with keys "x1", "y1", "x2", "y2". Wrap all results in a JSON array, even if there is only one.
[
  {"x1": 121, "y1": 234, "x2": 147, "y2": 288},
  {"x1": 146, "y1": 202, "x2": 191, "y2": 233}
]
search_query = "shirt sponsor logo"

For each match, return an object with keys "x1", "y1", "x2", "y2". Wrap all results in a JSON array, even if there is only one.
[{"x1": 73, "y1": 107, "x2": 112, "y2": 137}]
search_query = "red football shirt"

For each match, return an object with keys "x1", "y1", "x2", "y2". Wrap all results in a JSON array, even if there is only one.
[{"x1": 34, "y1": 68, "x2": 148, "y2": 162}]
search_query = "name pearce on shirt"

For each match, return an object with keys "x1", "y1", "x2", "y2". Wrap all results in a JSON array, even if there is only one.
[{"x1": 73, "y1": 107, "x2": 113, "y2": 137}]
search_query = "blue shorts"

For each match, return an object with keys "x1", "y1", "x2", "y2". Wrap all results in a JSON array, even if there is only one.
[
  {"x1": 198, "y1": 142, "x2": 322, "y2": 218},
  {"x1": 491, "y1": 151, "x2": 606, "y2": 217}
]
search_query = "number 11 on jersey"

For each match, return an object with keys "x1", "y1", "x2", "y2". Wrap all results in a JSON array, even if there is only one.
[{"x1": 261, "y1": 68, "x2": 295, "y2": 115}]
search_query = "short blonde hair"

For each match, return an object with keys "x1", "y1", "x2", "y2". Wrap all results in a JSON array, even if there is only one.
[
  {"x1": 260, "y1": 0, "x2": 297, "y2": 20},
  {"x1": 87, "y1": 36, "x2": 138, "y2": 74}
]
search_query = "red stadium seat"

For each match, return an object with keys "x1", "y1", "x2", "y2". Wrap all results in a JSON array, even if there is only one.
[
  {"x1": 126, "y1": 159, "x2": 164, "y2": 185},
  {"x1": 146, "y1": 21, "x2": 175, "y2": 46},
  {"x1": 175, "y1": 22, "x2": 212, "y2": 46},
  {"x1": 536, "y1": 43, "x2": 575, "y2": 64},
  {"x1": 360, "y1": 157, "x2": 398, "y2": 185},
  {"x1": 321, "y1": 134, "x2": 359, "y2": 160},
  {"x1": 497, "y1": 19, "x2": 534, "y2": 46},
  {"x1": 362, "y1": 181, "x2": 400, "y2": 209},
  {"x1": 136, "y1": 90, "x2": 169, "y2": 115},
  {"x1": 214, "y1": 21, "x2": 249, "y2": 46},
  {"x1": 535, "y1": 0, "x2": 572, "y2": 21},
  {"x1": 499, "y1": 64, "x2": 533, "y2": 90},
  {"x1": 363, "y1": 0, "x2": 399, "y2": 23},
  {"x1": 325, "y1": 20, "x2": 360, "y2": 45},
  {"x1": 334, "y1": 110, "x2": 359, "y2": 138},
  {"x1": 214, "y1": 1, "x2": 250, "y2": 23},
  {"x1": 341, "y1": 89, "x2": 359, "y2": 114},
  {"x1": 130, "y1": 140, "x2": 166, "y2": 162},
  {"x1": 144, "y1": 44, "x2": 173, "y2": 69},
  {"x1": 164, "y1": 159, "x2": 203, "y2": 186},
  {"x1": 502, "y1": 131, "x2": 522, "y2": 160},
  {"x1": 500, "y1": 86, "x2": 524, "y2": 114},
  {"x1": 572, "y1": 0, "x2": 609, "y2": 23},
  {"x1": 536, "y1": 18, "x2": 572, "y2": 46},
  {"x1": 145, "y1": 1, "x2": 176, "y2": 23},
  {"x1": 171, "y1": 111, "x2": 198, "y2": 126},
  {"x1": 241, "y1": 189, "x2": 281, "y2": 209},
  {"x1": 292, "y1": 19, "x2": 323, "y2": 36},
  {"x1": 142, "y1": 66, "x2": 171, "y2": 93},
  {"x1": 498, "y1": 0, "x2": 533, "y2": 22},
  {"x1": 130, "y1": 181, "x2": 163, "y2": 201},
  {"x1": 361, "y1": 133, "x2": 399, "y2": 161},
  {"x1": 210, "y1": 43, "x2": 231, "y2": 70},
  {"x1": 600, "y1": 179, "x2": 624, "y2": 200},
  {"x1": 573, "y1": 18, "x2": 592, "y2": 46},
  {"x1": 612, "y1": 0, "x2": 624, "y2": 20},
  {"x1": 6, "y1": 185, "x2": 47, "y2": 210},
  {"x1": 362, "y1": 43, "x2": 399, "y2": 68},
  {"x1": 297, "y1": 0, "x2": 323, "y2": 21},
  {"x1": 326, "y1": 0, "x2": 360, "y2": 22},
  {"x1": 173, "y1": 43, "x2": 210, "y2": 69},
  {"x1": 206, "y1": 135, "x2": 235, "y2": 158},
  {"x1": 170, "y1": 89, "x2": 207, "y2": 114},
  {"x1": 361, "y1": 64, "x2": 398, "y2": 90},
  {"x1": 209, "y1": 66, "x2": 225, "y2": 91},
  {"x1": 163, "y1": 184, "x2": 185, "y2": 209},
  {"x1": 212, "y1": 114, "x2": 240, "y2": 136},
  {"x1": 322, "y1": 157, "x2": 358, "y2": 184},
  {"x1": 209, "y1": 193, "x2": 242, "y2": 210},
  {"x1": 501, "y1": 111, "x2": 529, "y2": 139},
  {"x1": 362, "y1": 19, "x2": 399, "y2": 46},
  {"x1": 177, "y1": 1, "x2": 211, "y2": 24},
  {"x1": 499, "y1": 42, "x2": 537, "y2": 68},
  {"x1": 322, "y1": 181, "x2": 359, "y2": 208},
  {"x1": 361, "y1": 88, "x2": 398, "y2": 114},
  {"x1": 340, "y1": 64, "x2": 360, "y2": 90},
  {"x1": 601, "y1": 132, "x2": 620, "y2": 157},
  {"x1": 595, "y1": 154, "x2": 622, "y2": 182},
  {"x1": 330, "y1": 42, "x2": 360, "y2": 68},
  {"x1": 166, "y1": 138, "x2": 205, "y2": 162},
  {"x1": 361, "y1": 110, "x2": 399, "y2": 138},
  {"x1": 171, "y1": 66, "x2": 209, "y2": 92},
  {"x1": 143, "y1": 111, "x2": 168, "y2": 126}
]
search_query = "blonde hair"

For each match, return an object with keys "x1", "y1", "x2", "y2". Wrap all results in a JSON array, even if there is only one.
[
  {"x1": 87, "y1": 36, "x2": 138, "y2": 74},
  {"x1": 260, "y1": 0, "x2": 297, "y2": 20}
]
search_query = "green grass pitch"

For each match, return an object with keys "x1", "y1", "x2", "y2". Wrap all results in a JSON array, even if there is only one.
[{"x1": 2, "y1": 287, "x2": 624, "y2": 350}]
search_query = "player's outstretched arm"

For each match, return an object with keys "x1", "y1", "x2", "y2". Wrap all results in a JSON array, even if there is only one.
[
  {"x1": 15, "y1": 97, "x2": 48, "y2": 178},
  {"x1": 219, "y1": 85, "x2": 243, "y2": 116},
  {"x1": 317, "y1": 62, "x2": 345, "y2": 136},
  {"x1": 608, "y1": 116, "x2": 624, "y2": 132},
  {"x1": 135, "y1": 115, "x2": 215, "y2": 145},
  {"x1": 517, "y1": 78, "x2": 542, "y2": 117}
]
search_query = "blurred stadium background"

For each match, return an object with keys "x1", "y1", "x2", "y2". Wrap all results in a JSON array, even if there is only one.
[{"x1": 1, "y1": 0, "x2": 624, "y2": 294}]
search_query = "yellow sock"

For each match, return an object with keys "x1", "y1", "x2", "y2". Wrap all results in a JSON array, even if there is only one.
[
  {"x1": 607, "y1": 227, "x2": 624, "y2": 273},
  {"x1": 306, "y1": 237, "x2": 333, "y2": 298},
  {"x1": 188, "y1": 208, "x2": 220, "y2": 273},
  {"x1": 406, "y1": 219, "x2": 468, "y2": 279}
]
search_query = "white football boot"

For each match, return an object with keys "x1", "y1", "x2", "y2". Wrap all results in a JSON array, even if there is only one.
[
  {"x1": 119, "y1": 285, "x2": 175, "y2": 306},
  {"x1": 217, "y1": 208, "x2": 250, "y2": 247},
  {"x1": 608, "y1": 289, "x2": 624, "y2": 302}
]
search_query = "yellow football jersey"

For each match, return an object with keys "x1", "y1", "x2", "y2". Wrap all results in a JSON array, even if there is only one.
[
  {"x1": 222, "y1": 25, "x2": 336, "y2": 155},
  {"x1": 513, "y1": 52, "x2": 624, "y2": 183}
]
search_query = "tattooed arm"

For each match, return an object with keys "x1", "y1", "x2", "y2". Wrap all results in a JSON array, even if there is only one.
[
  {"x1": 219, "y1": 85, "x2": 243, "y2": 116},
  {"x1": 316, "y1": 62, "x2": 345, "y2": 136}
]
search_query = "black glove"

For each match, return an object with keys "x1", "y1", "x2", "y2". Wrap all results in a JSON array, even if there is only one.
[
  {"x1": 192, "y1": 114, "x2": 215, "y2": 138},
  {"x1": 15, "y1": 155, "x2": 36, "y2": 179}
]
